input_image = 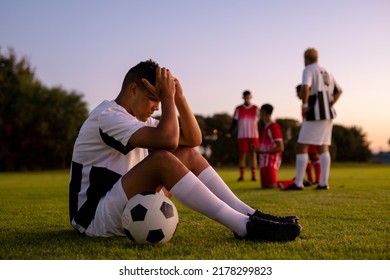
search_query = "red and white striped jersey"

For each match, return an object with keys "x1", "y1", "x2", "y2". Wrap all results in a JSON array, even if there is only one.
[
  {"x1": 259, "y1": 121, "x2": 283, "y2": 169},
  {"x1": 233, "y1": 104, "x2": 260, "y2": 139}
]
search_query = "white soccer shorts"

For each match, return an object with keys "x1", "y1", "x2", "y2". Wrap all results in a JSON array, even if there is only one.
[
  {"x1": 297, "y1": 119, "x2": 333, "y2": 146},
  {"x1": 84, "y1": 179, "x2": 128, "y2": 237}
]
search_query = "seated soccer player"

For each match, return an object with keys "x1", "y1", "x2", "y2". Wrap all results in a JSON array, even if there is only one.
[{"x1": 69, "y1": 60, "x2": 301, "y2": 241}]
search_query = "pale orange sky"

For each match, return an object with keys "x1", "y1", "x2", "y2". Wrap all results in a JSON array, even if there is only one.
[{"x1": 2, "y1": 0, "x2": 389, "y2": 152}]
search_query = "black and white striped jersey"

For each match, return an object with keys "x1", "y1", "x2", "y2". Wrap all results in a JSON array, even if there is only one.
[
  {"x1": 69, "y1": 100, "x2": 159, "y2": 232},
  {"x1": 302, "y1": 63, "x2": 342, "y2": 121}
]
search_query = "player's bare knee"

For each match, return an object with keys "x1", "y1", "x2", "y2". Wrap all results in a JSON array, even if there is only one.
[
  {"x1": 175, "y1": 147, "x2": 204, "y2": 163},
  {"x1": 148, "y1": 150, "x2": 182, "y2": 170}
]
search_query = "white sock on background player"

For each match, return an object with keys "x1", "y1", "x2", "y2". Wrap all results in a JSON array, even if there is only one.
[
  {"x1": 319, "y1": 152, "x2": 331, "y2": 186},
  {"x1": 294, "y1": 153, "x2": 309, "y2": 187}
]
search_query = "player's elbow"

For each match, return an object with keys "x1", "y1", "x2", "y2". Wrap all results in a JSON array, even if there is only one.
[
  {"x1": 179, "y1": 138, "x2": 202, "y2": 148},
  {"x1": 278, "y1": 141, "x2": 284, "y2": 153},
  {"x1": 191, "y1": 135, "x2": 202, "y2": 147},
  {"x1": 161, "y1": 137, "x2": 179, "y2": 150},
  {"x1": 179, "y1": 132, "x2": 202, "y2": 148}
]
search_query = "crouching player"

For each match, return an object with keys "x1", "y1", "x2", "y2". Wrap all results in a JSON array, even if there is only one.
[{"x1": 252, "y1": 104, "x2": 284, "y2": 189}]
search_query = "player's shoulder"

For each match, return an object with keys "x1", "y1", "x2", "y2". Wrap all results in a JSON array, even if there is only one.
[
  {"x1": 271, "y1": 121, "x2": 282, "y2": 129},
  {"x1": 98, "y1": 101, "x2": 139, "y2": 128},
  {"x1": 304, "y1": 63, "x2": 321, "y2": 71},
  {"x1": 99, "y1": 100, "x2": 133, "y2": 118}
]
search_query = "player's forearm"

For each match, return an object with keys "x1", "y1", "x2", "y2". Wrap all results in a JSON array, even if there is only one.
[
  {"x1": 227, "y1": 119, "x2": 237, "y2": 134},
  {"x1": 331, "y1": 91, "x2": 342, "y2": 106},
  {"x1": 158, "y1": 96, "x2": 180, "y2": 148},
  {"x1": 300, "y1": 85, "x2": 310, "y2": 117},
  {"x1": 176, "y1": 96, "x2": 202, "y2": 147},
  {"x1": 260, "y1": 142, "x2": 284, "y2": 154},
  {"x1": 300, "y1": 85, "x2": 309, "y2": 105}
]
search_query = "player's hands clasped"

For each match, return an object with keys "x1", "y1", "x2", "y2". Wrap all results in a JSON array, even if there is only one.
[
  {"x1": 142, "y1": 67, "x2": 176, "y2": 101},
  {"x1": 157, "y1": 67, "x2": 176, "y2": 100}
]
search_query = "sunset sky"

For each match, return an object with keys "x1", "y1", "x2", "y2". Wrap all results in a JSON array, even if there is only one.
[{"x1": 1, "y1": 0, "x2": 389, "y2": 152}]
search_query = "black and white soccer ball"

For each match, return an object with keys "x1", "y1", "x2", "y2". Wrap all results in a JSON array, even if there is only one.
[{"x1": 122, "y1": 192, "x2": 179, "y2": 244}]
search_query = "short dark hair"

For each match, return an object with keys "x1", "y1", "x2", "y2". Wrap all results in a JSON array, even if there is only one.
[
  {"x1": 296, "y1": 84, "x2": 301, "y2": 93},
  {"x1": 260, "y1": 103, "x2": 273, "y2": 115},
  {"x1": 242, "y1": 90, "x2": 251, "y2": 97},
  {"x1": 121, "y1": 59, "x2": 159, "y2": 91}
]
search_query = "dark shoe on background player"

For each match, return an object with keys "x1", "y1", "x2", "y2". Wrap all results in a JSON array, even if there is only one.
[
  {"x1": 282, "y1": 183, "x2": 304, "y2": 191},
  {"x1": 315, "y1": 184, "x2": 329, "y2": 190},
  {"x1": 252, "y1": 210, "x2": 299, "y2": 224},
  {"x1": 236, "y1": 215, "x2": 302, "y2": 242},
  {"x1": 303, "y1": 179, "x2": 313, "y2": 187}
]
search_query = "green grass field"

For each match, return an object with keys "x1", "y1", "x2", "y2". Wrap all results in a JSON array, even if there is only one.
[{"x1": 0, "y1": 163, "x2": 389, "y2": 260}]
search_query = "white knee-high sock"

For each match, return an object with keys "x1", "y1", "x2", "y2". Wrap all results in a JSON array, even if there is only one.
[
  {"x1": 294, "y1": 154, "x2": 309, "y2": 186},
  {"x1": 170, "y1": 172, "x2": 248, "y2": 237},
  {"x1": 198, "y1": 166, "x2": 255, "y2": 215},
  {"x1": 319, "y1": 152, "x2": 331, "y2": 186}
]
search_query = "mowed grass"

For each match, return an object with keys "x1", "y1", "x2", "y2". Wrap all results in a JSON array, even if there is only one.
[{"x1": 0, "y1": 163, "x2": 389, "y2": 260}]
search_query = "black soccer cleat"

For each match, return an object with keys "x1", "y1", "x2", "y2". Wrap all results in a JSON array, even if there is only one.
[
  {"x1": 315, "y1": 184, "x2": 329, "y2": 190},
  {"x1": 303, "y1": 180, "x2": 313, "y2": 187},
  {"x1": 282, "y1": 183, "x2": 304, "y2": 191},
  {"x1": 236, "y1": 215, "x2": 302, "y2": 242},
  {"x1": 252, "y1": 210, "x2": 299, "y2": 224}
]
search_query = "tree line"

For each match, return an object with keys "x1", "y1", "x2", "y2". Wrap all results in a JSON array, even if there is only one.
[
  {"x1": 0, "y1": 48, "x2": 371, "y2": 171},
  {"x1": 0, "y1": 48, "x2": 88, "y2": 171}
]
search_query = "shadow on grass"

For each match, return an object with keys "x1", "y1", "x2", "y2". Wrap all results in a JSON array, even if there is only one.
[{"x1": 0, "y1": 228, "x2": 168, "y2": 260}]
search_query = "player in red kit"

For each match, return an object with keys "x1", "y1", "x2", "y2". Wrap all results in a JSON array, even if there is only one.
[{"x1": 227, "y1": 90, "x2": 260, "y2": 181}]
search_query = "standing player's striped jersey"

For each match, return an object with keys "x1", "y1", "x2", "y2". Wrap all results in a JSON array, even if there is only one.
[
  {"x1": 259, "y1": 121, "x2": 283, "y2": 169},
  {"x1": 233, "y1": 104, "x2": 260, "y2": 139},
  {"x1": 302, "y1": 63, "x2": 342, "y2": 121}
]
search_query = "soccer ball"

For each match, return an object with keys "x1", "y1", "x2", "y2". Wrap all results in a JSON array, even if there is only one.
[{"x1": 122, "y1": 192, "x2": 179, "y2": 244}]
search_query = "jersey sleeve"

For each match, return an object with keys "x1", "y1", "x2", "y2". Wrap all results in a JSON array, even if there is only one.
[
  {"x1": 146, "y1": 117, "x2": 159, "y2": 128},
  {"x1": 233, "y1": 106, "x2": 240, "y2": 120},
  {"x1": 271, "y1": 123, "x2": 283, "y2": 142},
  {"x1": 99, "y1": 106, "x2": 145, "y2": 147},
  {"x1": 302, "y1": 66, "x2": 312, "y2": 87},
  {"x1": 256, "y1": 106, "x2": 260, "y2": 121}
]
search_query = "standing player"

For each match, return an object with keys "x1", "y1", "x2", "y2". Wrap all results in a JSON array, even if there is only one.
[
  {"x1": 253, "y1": 104, "x2": 284, "y2": 189},
  {"x1": 226, "y1": 90, "x2": 260, "y2": 182},
  {"x1": 284, "y1": 48, "x2": 343, "y2": 191},
  {"x1": 69, "y1": 60, "x2": 301, "y2": 241}
]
